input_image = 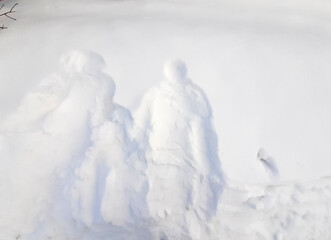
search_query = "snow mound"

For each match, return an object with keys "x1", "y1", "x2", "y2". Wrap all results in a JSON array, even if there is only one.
[
  {"x1": 134, "y1": 59, "x2": 223, "y2": 239},
  {"x1": 0, "y1": 53, "x2": 223, "y2": 240},
  {"x1": 217, "y1": 178, "x2": 331, "y2": 240},
  {"x1": 71, "y1": 107, "x2": 147, "y2": 228}
]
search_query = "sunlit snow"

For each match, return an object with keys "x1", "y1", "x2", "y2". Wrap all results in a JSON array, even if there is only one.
[{"x1": 1, "y1": 0, "x2": 331, "y2": 239}]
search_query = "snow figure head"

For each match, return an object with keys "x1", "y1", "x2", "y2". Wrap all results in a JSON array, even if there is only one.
[
  {"x1": 164, "y1": 59, "x2": 187, "y2": 83},
  {"x1": 59, "y1": 50, "x2": 106, "y2": 75}
]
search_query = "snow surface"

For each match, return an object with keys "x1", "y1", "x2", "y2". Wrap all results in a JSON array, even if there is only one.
[{"x1": 1, "y1": 0, "x2": 331, "y2": 239}]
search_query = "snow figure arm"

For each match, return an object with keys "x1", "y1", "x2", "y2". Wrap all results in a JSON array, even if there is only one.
[
  {"x1": 190, "y1": 116, "x2": 218, "y2": 220},
  {"x1": 132, "y1": 90, "x2": 154, "y2": 149},
  {"x1": 90, "y1": 74, "x2": 116, "y2": 128},
  {"x1": 1, "y1": 74, "x2": 66, "y2": 132},
  {"x1": 189, "y1": 85, "x2": 221, "y2": 220},
  {"x1": 190, "y1": 117, "x2": 210, "y2": 176},
  {"x1": 189, "y1": 84, "x2": 213, "y2": 175},
  {"x1": 109, "y1": 104, "x2": 134, "y2": 143}
]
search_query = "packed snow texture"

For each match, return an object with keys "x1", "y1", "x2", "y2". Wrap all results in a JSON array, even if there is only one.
[
  {"x1": 0, "y1": 51, "x2": 223, "y2": 239},
  {"x1": 134, "y1": 59, "x2": 223, "y2": 238}
]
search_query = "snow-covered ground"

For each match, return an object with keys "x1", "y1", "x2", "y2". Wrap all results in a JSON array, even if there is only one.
[{"x1": 1, "y1": 0, "x2": 331, "y2": 239}]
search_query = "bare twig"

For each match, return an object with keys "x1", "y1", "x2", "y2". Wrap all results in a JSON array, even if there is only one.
[
  {"x1": 0, "y1": 3, "x2": 18, "y2": 29},
  {"x1": 0, "y1": 3, "x2": 18, "y2": 21}
]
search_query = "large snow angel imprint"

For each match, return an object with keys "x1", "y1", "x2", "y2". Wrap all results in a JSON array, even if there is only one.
[{"x1": 134, "y1": 59, "x2": 223, "y2": 238}]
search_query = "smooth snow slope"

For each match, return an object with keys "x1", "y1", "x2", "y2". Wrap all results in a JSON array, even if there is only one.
[{"x1": 1, "y1": 0, "x2": 331, "y2": 182}]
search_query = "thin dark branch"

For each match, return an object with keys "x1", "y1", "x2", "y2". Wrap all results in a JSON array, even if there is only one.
[
  {"x1": 0, "y1": 3, "x2": 18, "y2": 21},
  {"x1": 10, "y1": 3, "x2": 18, "y2": 12}
]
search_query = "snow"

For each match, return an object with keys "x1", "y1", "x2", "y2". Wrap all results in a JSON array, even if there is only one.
[
  {"x1": 133, "y1": 59, "x2": 223, "y2": 238},
  {"x1": 1, "y1": 0, "x2": 331, "y2": 239}
]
